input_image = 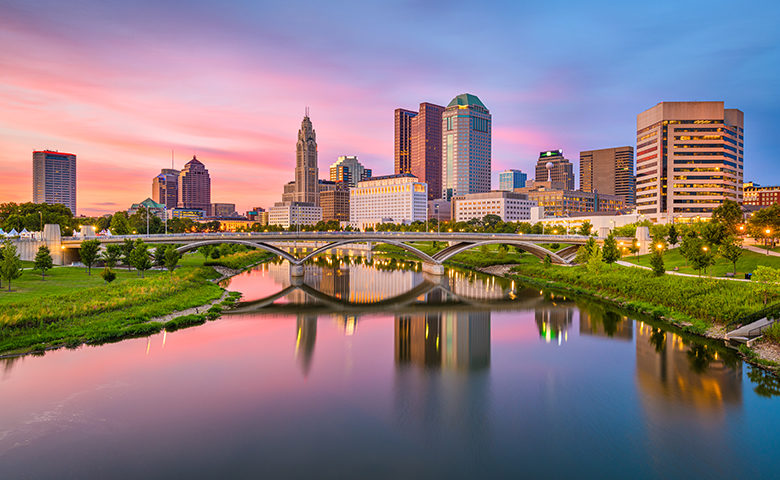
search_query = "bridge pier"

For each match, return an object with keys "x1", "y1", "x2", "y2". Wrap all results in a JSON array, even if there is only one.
[
  {"x1": 290, "y1": 264, "x2": 305, "y2": 277},
  {"x1": 422, "y1": 262, "x2": 445, "y2": 276}
]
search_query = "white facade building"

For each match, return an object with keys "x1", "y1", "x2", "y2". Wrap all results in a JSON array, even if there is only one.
[
  {"x1": 452, "y1": 191, "x2": 536, "y2": 222},
  {"x1": 268, "y1": 201, "x2": 322, "y2": 228},
  {"x1": 350, "y1": 174, "x2": 427, "y2": 230}
]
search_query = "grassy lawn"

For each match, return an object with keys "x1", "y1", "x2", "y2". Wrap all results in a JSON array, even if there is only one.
[
  {"x1": 0, "y1": 251, "x2": 262, "y2": 356},
  {"x1": 622, "y1": 248, "x2": 780, "y2": 278},
  {"x1": 0, "y1": 265, "x2": 163, "y2": 302}
]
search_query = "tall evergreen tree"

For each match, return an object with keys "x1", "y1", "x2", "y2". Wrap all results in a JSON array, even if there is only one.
[
  {"x1": 602, "y1": 234, "x2": 620, "y2": 264},
  {"x1": 34, "y1": 245, "x2": 53, "y2": 279},
  {"x1": 1, "y1": 241, "x2": 22, "y2": 291}
]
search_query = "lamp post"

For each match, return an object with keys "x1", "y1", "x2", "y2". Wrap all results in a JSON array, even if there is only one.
[{"x1": 766, "y1": 228, "x2": 772, "y2": 254}]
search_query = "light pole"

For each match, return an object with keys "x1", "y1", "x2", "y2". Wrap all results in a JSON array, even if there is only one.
[
  {"x1": 164, "y1": 206, "x2": 168, "y2": 235},
  {"x1": 146, "y1": 207, "x2": 150, "y2": 237},
  {"x1": 766, "y1": 228, "x2": 772, "y2": 254},
  {"x1": 39, "y1": 211, "x2": 43, "y2": 232},
  {"x1": 434, "y1": 203, "x2": 440, "y2": 236}
]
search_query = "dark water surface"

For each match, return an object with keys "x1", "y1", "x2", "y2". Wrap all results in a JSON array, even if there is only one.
[{"x1": 1, "y1": 259, "x2": 779, "y2": 479}]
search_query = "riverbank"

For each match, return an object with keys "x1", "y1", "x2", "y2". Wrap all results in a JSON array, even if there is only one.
[
  {"x1": 0, "y1": 250, "x2": 274, "y2": 357},
  {"x1": 478, "y1": 260, "x2": 780, "y2": 374}
]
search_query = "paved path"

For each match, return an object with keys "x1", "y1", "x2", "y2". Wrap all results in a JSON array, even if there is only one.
[
  {"x1": 616, "y1": 260, "x2": 750, "y2": 282},
  {"x1": 744, "y1": 244, "x2": 780, "y2": 257}
]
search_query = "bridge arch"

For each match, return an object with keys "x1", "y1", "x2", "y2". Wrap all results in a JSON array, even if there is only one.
[
  {"x1": 432, "y1": 240, "x2": 568, "y2": 265},
  {"x1": 176, "y1": 239, "x2": 299, "y2": 264},
  {"x1": 298, "y1": 238, "x2": 437, "y2": 264}
]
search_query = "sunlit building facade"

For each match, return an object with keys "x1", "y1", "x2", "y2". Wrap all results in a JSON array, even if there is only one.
[
  {"x1": 498, "y1": 169, "x2": 527, "y2": 191},
  {"x1": 349, "y1": 174, "x2": 427, "y2": 230},
  {"x1": 329, "y1": 155, "x2": 372, "y2": 187},
  {"x1": 178, "y1": 156, "x2": 211, "y2": 212},
  {"x1": 268, "y1": 201, "x2": 322, "y2": 228},
  {"x1": 152, "y1": 168, "x2": 180, "y2": 209},
  {"x1": 743, "y1": 182, "x2": 780, "y2": 207},
  {"x1": 579, "y1": 146, "x2": 635, "y2": 205},
  {"x1": 452, "y1": 191, "x2": 536, "y2": 222},
  {"x1": 534, "y1": 150, "x2": 574, "y2": 190},
  {"x1": 636, "y1": 101, "x2": 744, "y2": 222}
]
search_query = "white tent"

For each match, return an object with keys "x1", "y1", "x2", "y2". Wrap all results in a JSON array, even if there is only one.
[{"x1": 8, "y1": 228, "x2": 18, "y2": 236}]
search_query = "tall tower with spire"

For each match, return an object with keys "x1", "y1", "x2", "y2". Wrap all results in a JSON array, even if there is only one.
[{"x1": 295, "y1": 111, "x2": 319, "y2": 205}]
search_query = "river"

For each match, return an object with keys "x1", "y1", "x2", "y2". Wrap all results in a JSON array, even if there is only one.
[{"x1": 1, "y1": 258, "x2": 779, "y2": 479}]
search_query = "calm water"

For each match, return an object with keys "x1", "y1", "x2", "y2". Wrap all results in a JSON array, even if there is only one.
[{"x1": 1, "y1": 258, "x2": 779, "y2": 479}]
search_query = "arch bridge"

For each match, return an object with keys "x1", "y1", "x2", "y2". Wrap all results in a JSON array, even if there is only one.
[{"x1": 56, "y1": 231, "x2": 595, "y2": 275}]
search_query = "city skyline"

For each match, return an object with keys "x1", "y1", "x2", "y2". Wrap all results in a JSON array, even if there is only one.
[{"x1": 2, "y1": 0, "x2": 779, "y2": 215}]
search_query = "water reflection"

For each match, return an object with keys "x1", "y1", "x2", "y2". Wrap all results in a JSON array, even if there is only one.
[
  {"x1": 395, "y1": 312, "x2": 491, "y2": 370},
  {"x1": 295, "y1": 315, "x2": 317, "y2": 376},
  {"x1": 635, "y1": 321, "x2": 742, "y2": 410}
]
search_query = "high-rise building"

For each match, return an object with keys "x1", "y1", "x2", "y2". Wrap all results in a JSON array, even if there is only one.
[
  {"x1": 178, "y1": 156, "x2": 211, "y2": 212},
  {"x1": 441, "y1": 93, "x2": 491, "y2": 200},
  {"x1": 516, "y1": 181, "x2": 627, "y2": 217},
  {"x1": 498, "y1": 169, "x2": 527, "y2": 191},
  {"x1": 32, "y1": 150, "x2": 77, "y2": 215},
  {"x1": 410, "y1": 102, "x2": 445, "y2": 200},
  {"x1": 636, "y1": 102, "x2": 744, "y2": 222},
  {"x1": 330, "y1": 155, "x2": 372, "y2": 187},
  {"x1": 152, "y1": 168, "x2": 180, "y2": 209},
  {"x1": 394, "y1": 108, "x2": 417, "y2": 174},
  {"x1": 209, "y1": 203, "x2": 237, "y2": 218},
  {"x1": 295, "y1": 113, "x2": 319, "y2": 205},
  {"x1": 579, "y1": 146, "x2": 635, "y2": 204},
  {"x1": 534, "y1": 150, "x2": 574, "y2": 190},
  {"x1": 349, "y1": 174, "x2": 427, "y2": 230}
]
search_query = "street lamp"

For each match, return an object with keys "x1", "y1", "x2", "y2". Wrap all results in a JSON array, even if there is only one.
[{"x1": 766, "y1": 228, "x2": 772, "y2": 254}]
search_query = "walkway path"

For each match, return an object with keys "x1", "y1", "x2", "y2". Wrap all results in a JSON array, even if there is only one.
[
  {"x1": 616, "y1": 260, "x2": 750, "y2": 282},
  {"x1": 744, "y1": 244, "x2": 780, "y2": 257}
]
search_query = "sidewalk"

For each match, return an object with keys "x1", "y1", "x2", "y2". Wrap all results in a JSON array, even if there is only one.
[
  {"x1": 744, "y1": 244, "x2": 780, "y2": 257},
  {"x1": 616, "y1": 260, "x2": 750, "y2": 282}
]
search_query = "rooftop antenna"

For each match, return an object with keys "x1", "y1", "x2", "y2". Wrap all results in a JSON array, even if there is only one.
[
  {"x1": 305, "y1": 106, "x2": 310, "y2": 117},
  {"x1": 171, "y1": 149, "x2": 174, "y2": 169}
]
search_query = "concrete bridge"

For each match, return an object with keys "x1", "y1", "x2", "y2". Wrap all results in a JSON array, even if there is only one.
[{"x1": 13, "y1": 225, "x2": 647, "y2": 276}]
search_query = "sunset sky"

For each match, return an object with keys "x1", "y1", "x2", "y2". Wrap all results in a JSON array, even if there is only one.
[{"x1": 1, "y1": 0, "x2": 779, "y2": 216}]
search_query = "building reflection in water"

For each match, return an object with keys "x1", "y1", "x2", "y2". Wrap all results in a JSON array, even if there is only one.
[
  {"x1": 635, "y1": 321, "x2": 741, "y2": 411},
  {"x1": 395, "y1": 311, "x2": 490, "y2": 370},
  {"x1": 579, "y1": 305, "x2": 632, "y2": 340},
  {"x1": 295, "y1": 315, "x2": 317, "y2": 376},
  {"x1": 535, "y1": 305, "x2": 573, "y2": 345}
]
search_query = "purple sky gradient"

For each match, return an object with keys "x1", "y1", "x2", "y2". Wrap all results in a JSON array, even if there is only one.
[{"x1": 1, "y1": 0, "x2": 778, "y2": 215}]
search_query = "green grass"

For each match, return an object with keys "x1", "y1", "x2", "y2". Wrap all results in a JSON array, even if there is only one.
[
  {"x1": 0, "y1": 250, "x2": 269, "y2": 356},
  {"x1": 622, "y1": 248, "x2": 780, "y2": 277},
  {"x1": 0, "y1": 265, "x2": 163, "y2": 302},
  {"x1": 507, "y1": 262, "x2": 779, "y2": 333}
]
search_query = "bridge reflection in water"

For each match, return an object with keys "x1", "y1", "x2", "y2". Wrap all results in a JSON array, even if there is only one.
[{"x1": 224, "y1": 259, "x2": 748, "y2": 411}]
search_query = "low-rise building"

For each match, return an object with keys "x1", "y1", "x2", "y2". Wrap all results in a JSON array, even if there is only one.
[
  {"x1": 128, "y1": 198, "x2": 166, "y2": 219},
  {"x1": 452, "y1": 191, "x2": 536, "y2": 222},
  {"x1": 209, "y1": 203, "x2": 237, "y2": 218},
  {"x1": 246, "y1": 207, "x2": 269, "y2": 225},
  {"x1": 170, "y1": 208, "x2": 205, "y2": 219},
  {"x1": 268, "y1": 201, "x2": 322, "y2": 228},
  {"x1": 350, "y1": 174, "x2": 427, "y2": 230},
  {"x1": 744, "y1": 182, "x2": 780, "y2": 207},
  {"x1": 529, "y1": 208, "x2": 644, "y2": 235},
  {"x1": 428, "y1": 199, "x2": 451, "y2": 222},
  {"x1": 515, "y1": 182, "x2": 627, "y2": 217},
  {"x1": 320, "y1": 183, "x2": 350, "y2": 222}
]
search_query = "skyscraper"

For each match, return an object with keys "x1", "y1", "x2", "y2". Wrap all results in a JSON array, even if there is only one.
[
  {"x1": 32, "y1": 150, "x2": 77, "y2": 215},
  {"x1": 498, "y1": 169, "x2": 527, "y2": 191},
  {"x1": 441, "y1": 94, "x2": 491, "y2": 200},
  {"x1": 534, "y1": 150, "x2": 574, "y2": 190},
  {"x1": 579, "y1": 146, "x2": 635, "y2": 204},
  {"x1": 152, "y1": 168, "x2": 180, "y2": 209},
  {"x1": 178, "y1": 156, "x2": 211, "y2": 212},
  {"x1": 394, "y1": 108, "x2": 417, "y2": 174},
  {"x1": 295, "y1": 113, "x2": 319, "y2": 205},
  {"x1": 330, "y1": 155, "x2": 372, "y2": 187},
  {"x1": 636, "y1": 101, "x2": 744, "y2": 222},
  {"x1": 410, "y1": 102, "x2": 445, "y2": 200}
]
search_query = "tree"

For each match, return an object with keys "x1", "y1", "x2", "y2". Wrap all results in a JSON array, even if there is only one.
[
  {"x1": 109, "y1": 211, "x2": 131, "y2": 235},
  {"x1": 34, "y1": 245, "x2": 53, "y2": 279},
  {"x1": 164, "y1": 246, "x2": 181, "y2": 272},
  {"x1": 586, "y1": 246, "x2": 603, "y2": 274},
  {"x1": 543, "y1": 253, "x2": 552, "y2": 267},
  {"x1": 79, "y1": 239, "x2": 101, "y2": 275},
  {"x1": 100, "y1": 267, "x2": 117, "y2": 284},
  {"x1": 719, "y1": 237, "x2": 744, "y2": 275},
  {"x1": 578, "y1": 221, "x2": 593, "y2": 236},
  {"x1": 753, "y1": 266, "x2": 780, "y2": 305},
  {"x1": 701, "y1": 221, "x2": 727, "y2": 247},
  {"x1": 689, "y1": 244, "x2": 716, "y2": 276},
  {"x1": 482, "y1": 214, "x2": 501, "y2": 229},
  {"x1": 102, "y1": 244, "x2": 122, "y2": 268},
  {"x1": 1, "y1": 241, "x2": 23, "y2": 291},
  {"x1": 153, "y1": 245, "x2": 167, "y2": 266},
  {"x1": 121, "y1": 238, "x2": 135, "y2": 269},
  {"x1": 650, "y1": 249, "x2": 665, "y2": 276},
  {"x1": 575, "y1": 237, "x2": 597, "y2": 264},
  {"x1": 712, "y1": 199, "x2": 743, "y2": 233},
  {"x1": 129, "y1": 243, "x2": 152, "y2": 277},
  {"x1": 668, "y1": 224, "x2": 679, "y2": 246},
  {"x1": 602, "y1": 234, "x2": 620, "y2": 264}
]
